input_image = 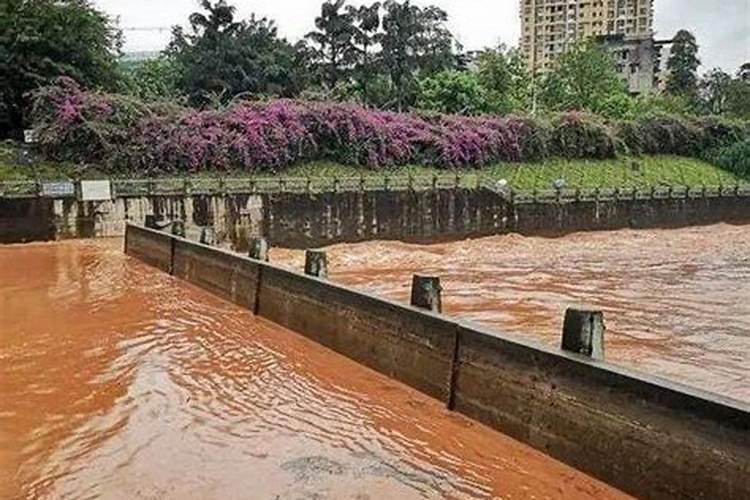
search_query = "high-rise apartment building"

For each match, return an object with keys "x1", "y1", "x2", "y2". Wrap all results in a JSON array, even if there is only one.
[{"x1": 520, "y1": 0, "x2": 656, "y2": 88}]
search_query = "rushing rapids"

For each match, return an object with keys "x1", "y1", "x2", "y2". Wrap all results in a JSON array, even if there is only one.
[
  {"x1": 275, "y1": 223, "x2": 750, "y2": 402},
  {"x1": 0, "y1": 240, "x2": 627, "y2": 499}
]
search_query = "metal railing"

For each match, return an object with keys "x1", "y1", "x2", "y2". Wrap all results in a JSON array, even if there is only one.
[{"x1": 2, "y1": 174, "x2": 750, "y2": 202}]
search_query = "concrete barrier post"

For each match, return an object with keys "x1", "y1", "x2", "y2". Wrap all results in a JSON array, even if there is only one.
[
  {"x1": 171, "y1": 220, "x2": 186, "y2": 237},
  {"x1": 248, "y1": 237, "x2": 269, "y2": 261},
  {"x1": 562, "y1": 308, "x2": 605, "y2": 360},
  {"x1": 411, "y1": 275, "x2": 442, "y2": 313},
  {"x1": 144, "y1": 214, "x2": 158, "y2": 229},
  {"x1": 305, "y1": 250, "x2": 328, "y2": 278},
  {"x1": 200, "y1": 227, "x2": 216, "y2": 246}
]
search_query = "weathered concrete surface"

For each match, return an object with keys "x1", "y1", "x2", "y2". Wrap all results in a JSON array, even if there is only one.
[
  {"x1": 453, "y1": 324, "x2": 749, "y2": 500},
  {"x1": 125, "y1": 225, "x2": 173, "y2": 274},
  {"x1": 172, "y1": 239, "x2": 260, "y2": 311},
  {"x1": 257, "y1": 264, "x2": 455, "y2": 401},
  {"x1": 264, "y1": 189, "x2": 750, "y2": 248},
  {"x1": 124, "y1": 224, "x2": 750, "y2": 500},
  {"x1": 5, "y1": 187, "x2": 750, "y2": 247}
]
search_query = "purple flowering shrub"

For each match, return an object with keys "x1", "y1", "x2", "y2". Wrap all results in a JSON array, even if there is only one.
[{"x1": 30, "y1": 78, "x2": 746, "y2": 173}]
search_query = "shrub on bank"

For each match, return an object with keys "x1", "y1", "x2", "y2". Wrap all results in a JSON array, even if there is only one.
[
  {"x1": 701, "y1": 139, "x2": 750, "y2": 177},
  {"x1": 29, "y1": 78, "x2": 749, "y2": 173}
]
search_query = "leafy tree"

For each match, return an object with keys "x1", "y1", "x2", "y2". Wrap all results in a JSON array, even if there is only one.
[
  {"x1": 665, "y1": 30, "x2": 700, "y2": 98},
  {"x1": 306, "y1": 0, "x2": 358, "y2": 89},
  {"x1": 417, "y1": 70, "x2": 489, "y2": 115},
  {"x1": 739, "y1": 62, "x2": 750, "y2": 82},
  {"x1": 168, "y1": 0, "x2": 306, "y2": 105},
  {"x1": 476, "y1": 45, "x2": 532, "y2": 114},
  {"x1": 0, "y1": 0, "x2": 122, "y2": 137},
  {"x1": 539, "y1": 40, "x2": 628, "y2": 114},
  {"x1": 121, "y1": 56, "x2": 183, "y2": 102},
  {"x1": 699, "y1": 68, "x2": 732, "y2": 115},
  {"x1": 379, "y1": 0, "x2": 456, "y2": 111},
  {"x1": 349, "y1": 2, "x2": 382, "y2": 104},
  {"x1": 725, "y1": 79, "x2": 750, "y2": 119}
]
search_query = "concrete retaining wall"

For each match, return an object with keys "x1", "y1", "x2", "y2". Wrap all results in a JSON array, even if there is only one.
[
  {"x1": 4, "y1": 187, "x2": 750, "y2": 247},
  {"x1": 125, "y1": 223, "x2": 750, "y2": 500}
]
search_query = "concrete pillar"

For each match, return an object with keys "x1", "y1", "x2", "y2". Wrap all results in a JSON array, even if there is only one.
[
  {"x1": 304, "y1": 250, "x2": 328, "y2": 278},
  {"x1": 411, "y1": 275, "x2": 442, "y2": 313},
  {"x1": 561, "y1": 308, "x2": 605, "y2": 360},
  {"x1": 200, "y1": 227, "x2": 216, "y2": 246},
  {"x1": 248, "y1": 237, "x2": 269, "y2": 261},
  {"x1": 171, "y1": 220, "x2": 186, "y2": 237}
]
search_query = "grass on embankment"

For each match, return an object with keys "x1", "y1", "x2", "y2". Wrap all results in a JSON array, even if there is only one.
[{"x1": 0, "y1": 142, "x2": 745, "y2": 189}]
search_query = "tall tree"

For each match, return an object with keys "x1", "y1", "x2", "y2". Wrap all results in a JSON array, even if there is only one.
[
  {"x1": 0, "y1": 0, "x2": 122, "y2": 137},
  {"x1": 306, "y1": 0, "x2": 358, "y2": 89},
  {"x1": 665, "y1": 30, "x2": 700, "y2": 98},
  {"x1": 699, "y1": 68, "x2": 732, "y2": 115},
  {"x1": 349, "y1": 2, "x2": 382, "y2": 103},
  {"x1": 168, "y1": 0, "x2": 306, "y2": 105},
  {"x1": 379, "y1": 0, "x2": 456, "y2": 111},
  {"x1": 539, "y1": 40, "x2": 627, "y2": 114},
  {"x1": 476, "y1": 44, "x2": 532, "y2": 114}
]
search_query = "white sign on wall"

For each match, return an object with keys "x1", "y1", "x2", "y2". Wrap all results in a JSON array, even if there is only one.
[
  {"x1": 23, "y1": 129, "x2": 38, "y2": 144},
  {"x1": 42, "y1": 182, "x2": 76, "y2": 198},
  {"x1": 80, "y1": 180, "x2": 112, "y2": 201}
]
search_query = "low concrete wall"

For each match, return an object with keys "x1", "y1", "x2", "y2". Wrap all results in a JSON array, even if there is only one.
[
  {"x1": 125, "y1": 224, "x2": 750, "y2": 500},
  {"x1": 4, "y1": 186, "x2": 750, "y2": 247},
  {"x1": 264, "y1": 188, "x2": 750, "y2": 248}
]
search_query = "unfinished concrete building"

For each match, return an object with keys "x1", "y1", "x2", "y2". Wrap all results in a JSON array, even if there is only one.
[{"x1": 520, "y1": 0, "x2": 659, "y2": 94}]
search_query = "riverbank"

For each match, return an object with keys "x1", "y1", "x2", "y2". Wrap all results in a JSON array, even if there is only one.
[{"x1": 1, "y1": 142, "x2": 744, "y2": 190}]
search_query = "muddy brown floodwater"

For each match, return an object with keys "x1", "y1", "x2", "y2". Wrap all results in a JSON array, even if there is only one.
[
  {"x1": 275, "y1": 223, "x2": 750, "y2": 403},
  {"x1": 0, "y1": 240, "x2": 629, "y2": 499}
]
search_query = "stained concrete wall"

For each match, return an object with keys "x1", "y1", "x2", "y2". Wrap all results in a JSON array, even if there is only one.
[
  {"x1": 125, "y1": 224, "x2": 750, "y2": 500},
  {"x1": 263, "y1": 188, "x2": 750, "y2": 248},
  {"x1": 3, "y1": 187, "x2": 750, "y2": 247}
]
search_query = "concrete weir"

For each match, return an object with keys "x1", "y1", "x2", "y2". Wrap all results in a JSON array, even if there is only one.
[{"x1": 124, "y1": 223, "x2": 749, "y2": 500}]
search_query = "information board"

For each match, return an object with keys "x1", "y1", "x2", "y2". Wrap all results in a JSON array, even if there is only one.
[
  {"x1": 41, "y1": 182, "x2": 76, "y2": 198},
  {"x1": 80, "y1": 180, "x2": 112, "y2": 201}
]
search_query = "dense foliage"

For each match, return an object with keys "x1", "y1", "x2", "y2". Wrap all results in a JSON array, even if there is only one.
[
  {"x1": 0, "y1": 0, "x2": 122, "y2": 137},
  {"x1": 166, "y1": 0, "x2": 306, "y2": 105},
  {"x1": 702, "y1": 139, "x2": 750, "y2": 177},
  {"x1": 4, "y1": 0, "x2": 750, "y2": 154},
  {"x1": 30, "y1": 78, "x2": 746, "y2": 175}
]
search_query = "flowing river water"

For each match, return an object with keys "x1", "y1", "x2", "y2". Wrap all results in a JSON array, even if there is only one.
[
  {"x1": 274, "y1": 223, "x2": 750, "y2": 403},
  {"x1": 0, "y1": 240, "x2": 628, "y2": 499}
]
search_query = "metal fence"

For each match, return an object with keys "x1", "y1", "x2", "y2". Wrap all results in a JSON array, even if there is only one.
[{"x1": 2, "y1": 175, "x2": 750, "y2": 202}]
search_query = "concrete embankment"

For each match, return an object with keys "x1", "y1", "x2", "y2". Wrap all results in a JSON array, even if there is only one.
[
  {"x1": 125, "y1": 223, "x2": 750, "y2": 500},
  {"x1": 4, "y1": 184, "x2": 750, "y2": 246}
]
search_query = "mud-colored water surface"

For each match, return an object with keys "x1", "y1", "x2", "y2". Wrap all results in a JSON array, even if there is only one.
[
  {"x1": 0, "y1": 240, "x2": 628, "y2": 499},
  {"x1": 275, "y1": 224, "x2": 750, "y2": 402}
]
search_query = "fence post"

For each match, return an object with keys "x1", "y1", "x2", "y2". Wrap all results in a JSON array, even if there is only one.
[
  {"x1": 171, "y1": 220, "x2": 186, "y2": 237},
  {"x1": 432, "y1": 174, "x2": 438, "y2": 191},
  {"x1": 248, "y1": 237, "x2": 269, "y2": 261},
  {"x1": 360, "y1": 175, "x2": 365, "y2": 192},
  {"x1": 410, "y1": 275, "x2": 442, "y2": 313},
  {"x1": 561, "y1": 308, "x2": 605, "y2": 360},
  {"x1": 200, "y1": 227, "x2": 216, "y2": 246},
  {"x1": 304, "y1": 250, "x2": 328, "y2": 278}
]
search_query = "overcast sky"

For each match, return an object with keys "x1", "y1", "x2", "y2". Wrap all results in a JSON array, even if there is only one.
[{"x1": 97, "y1": 0, "x2": 749, "y2": 73}]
